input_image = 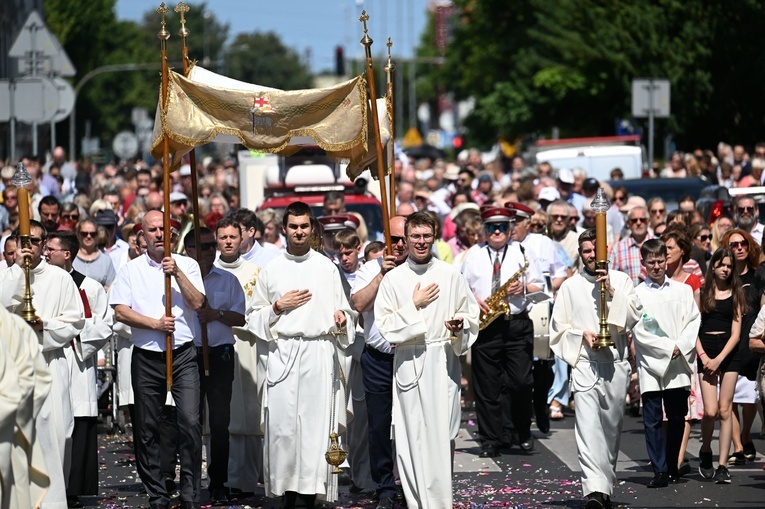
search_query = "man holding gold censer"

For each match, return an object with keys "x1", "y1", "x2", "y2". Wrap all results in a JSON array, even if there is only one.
[
  {"x1": 460, "y1": 205, "x2": 545, "y2": 457},
  {"x1": 550, "y1": 191, "x2": 642, "y2": 509}
]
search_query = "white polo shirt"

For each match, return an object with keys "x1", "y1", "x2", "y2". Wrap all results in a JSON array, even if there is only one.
[
  {"x1": 350, "y1": 257, "x2": 392, "y2": 354},
  {"x1": 193, "y1": 266, "x2": 246, "y2": 347},
  {"x1": 110, "y1": 253, "x2": 205, "y2": 352}
]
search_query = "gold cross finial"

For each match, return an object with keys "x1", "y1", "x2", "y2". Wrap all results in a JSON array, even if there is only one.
[
  {"x1": 359, "y1": 10, "x2": 373, "y2": 48},
  {"x1": 157, "y1": 3, "x2": 171, "y2": 42},
  {"x1": 387, "y1": 37, "x2": 393, "y2": 54},
  {"x1": 384, "y1": 37, "x2": 395, "y2": 74},
  {"x1": 359, "y1": 11, "x2": 370, "y2": 32},
  {"x1": 175, "y1": 2, "x2": 190, "y2": 38}
]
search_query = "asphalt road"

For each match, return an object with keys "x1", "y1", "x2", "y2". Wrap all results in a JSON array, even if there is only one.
[{"x1": 85, "y1": 406, "x2": 765, "y2": 508}]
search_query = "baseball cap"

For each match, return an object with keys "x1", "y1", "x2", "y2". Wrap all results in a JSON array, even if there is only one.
[
  {"x1": 557, "y1": 168, "x2": 575, "y2": 184},
  {"x1": 538, "y1": 187, "x2": 561, "y2": 203},
  {"x1": 94, "y1": 209, "x2": 118, "y2": 226}
]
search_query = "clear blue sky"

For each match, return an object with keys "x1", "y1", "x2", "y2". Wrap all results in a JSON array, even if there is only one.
[{"x1": 115, "y1": 0, "x2": 430, "y2": 74}]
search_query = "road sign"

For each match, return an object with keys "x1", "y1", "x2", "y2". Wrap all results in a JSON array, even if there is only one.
[
  {"x1": 9, "y1": 11, "x2": 59, "y2": 58},
  {"x1": 0, "y1": 82, "x2": 9, "y2": 122},
  {"x1": 51, "y1": 77, "x2": 75, "y2": 122},
  {"x1": 113, "y1": 131, "x2": 139, "y2": 159},
  {"x1": 14, "y1": 77, "x2": 60, "y2": 123},
  {"x1": 632, "y1": 79, "x2": 670, "y2": 118}
]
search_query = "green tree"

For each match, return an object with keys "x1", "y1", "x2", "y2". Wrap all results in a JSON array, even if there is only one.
[{"x1": 225, "y1": 32, "x2": 312, "y2": 90}]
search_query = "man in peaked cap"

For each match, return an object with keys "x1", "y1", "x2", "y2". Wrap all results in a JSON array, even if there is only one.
[
  {"x1": 460, "y1": 205, "x2": 545, "y2": 457},
  {"x1": 317, "y1": 214, "x2": 353, "y2": 260}
]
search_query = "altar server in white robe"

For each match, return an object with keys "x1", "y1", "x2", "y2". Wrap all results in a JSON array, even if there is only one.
[
  {"x1": 375, "y1": 211, "x2": 480, "y2": 509},
  {"x1": 15, "y1": 220, "x2": 84, "y2": 509},
  {"x1": 0, "y1": 335, "x2": 21, "y2": 509},
  {"x1": 0, "y1": 305, "x2": 52, "y2": 509},
  {"x1": 248, "y1": 202, "x2": 355, "y2": 508},
  {"x1": 550, "y1": 228, "x2": 642, "y2": 509},
  {"x1": 632, "y1": 239, "x2": 700, "y2": 488},
  {"x1": 213, "y1": 216, "x2": 265, "y2": 495},
  {"x1": 44, "y1": 231, "x2": 113, "y2": 505}
]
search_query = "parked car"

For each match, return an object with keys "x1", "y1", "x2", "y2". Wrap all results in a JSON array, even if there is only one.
[{"x1": 606, "y1": 177, "x2": 709, "y2": 212}]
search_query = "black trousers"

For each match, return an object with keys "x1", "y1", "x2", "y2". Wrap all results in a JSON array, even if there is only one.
[
  {"x1": 360, "y1": 346, "x2": 398, "y2": 499},
  {"x1": 472, "y1": 314, "x2": 534, "y2": 448},
  {"x1": 642, "y1": 388, "x2": 689, "y2": 475},
  {"x1": 198, "y1": 344, "x2": 235, "y2": 489},
  {"x1": 132, "y1": 342, "x2": 202, "y2": 506},
  {"x1": 67, "y1": 417, "x2": 98, "y2": 496}
]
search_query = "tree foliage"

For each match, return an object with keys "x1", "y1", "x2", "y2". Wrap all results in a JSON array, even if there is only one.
[
  {"x1": 425, "y1": 0, "x2": 765, "y2": 149},
  {"x1": 225, "y1": 32, "x2": 312, "y2": 90}
]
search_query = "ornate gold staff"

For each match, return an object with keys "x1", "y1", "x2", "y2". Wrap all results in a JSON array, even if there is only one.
[
  {"x1": 384, "y1": 38, "x2": 396, "y2": 217},
  {"x1": 359, "y1": 11, "x2": 393, "y2": 253},
  {"x1": 158, "y1": 3, "x2": 175, "y2": 390},
  {"x1": 175, "y1": 1, "x2": 211, "y2": 377},
  {"x1": 591, "y1": 187, "x2": 614, "y2": 349},
  {"x1": 12, "y1": 162, "x2": 37, "y2": 324}
]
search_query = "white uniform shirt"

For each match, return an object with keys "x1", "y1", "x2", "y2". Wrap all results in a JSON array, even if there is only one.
[
  {"x1": 350, "y1": 257, "x2": 391, "y2": 353},
  {"x1": 242, "y1": 240, "x2": 280, "y2": 267},
  {"x1": 193, "y1": 266, "x2": 246, "y2": 347},
  {"x1": 109, "y1": 253, "x2": 205, "y2": 351},
  {"x1": 522, "y1": 232, "x2": 568, "y2": 281},
  {"x1": 460, "y1": 241, "x2": 544, "y2": 314}
]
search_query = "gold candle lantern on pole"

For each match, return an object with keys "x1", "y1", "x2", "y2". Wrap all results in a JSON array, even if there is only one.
[
  {"x1": 591, "y1": 187, "x2": 614, "y2": 349},
  {"x1": 12, "y1": 162, "x2": 38, "y2": 324}
]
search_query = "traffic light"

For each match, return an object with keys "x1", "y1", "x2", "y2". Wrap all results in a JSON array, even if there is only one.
[
  {"x1": 335, "y1": 46, "x2": 345, "y2": 76},
  {"x1": 452, "y1": 135, "x2": 463, "y2": 150}
]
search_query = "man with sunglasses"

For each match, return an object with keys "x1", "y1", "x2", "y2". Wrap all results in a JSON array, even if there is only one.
[
  {"x1": 15, "y1": 220, "x2": 85, "y2": 508},
  {"x1": 350, "y1": 216, "x2": 409, "y2": 508},
  {"x1": 733, "y1": 195, "x2": 763, "y2": 245},
  {"x1": 611, "y1": 206, "x2": 653, "y2": 286},
  {"x1": 461, "y1": 206, "x2": 544, "y2": 458},
  {"x1": 184, "y1": 227, "x2": 246, "y2": 505}
]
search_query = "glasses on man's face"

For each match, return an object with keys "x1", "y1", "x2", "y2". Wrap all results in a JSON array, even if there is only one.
[
  {"x1": 629, "y1": 217, "x2": 647, "y2": 224},
  {"x1": 729, "y1": 240, "x2": 749, "y2": 250},
  {"x1": 390, "y1": 235, "x2": 406, "y2": 245},
  {"x1": 550, "y1": 214, "x2": 567, "y2": 221},
  {"x1": 408, "y1": 233, "x2": 434, "y2": 242},
  {"x1": 737, "y1": 206, "x2": 755, "y2": 214},
  {"x1": 696, "y1": 234, "x2": 711, "y2": 242},
  {"x1": 61, "y1": 213, "x2": 79, "y2": 221},
  {"x1": 529, "y1": 222, "x2": 545, "y2": 230},
  {"x1": 172, "y1": 200, "x2": 188, "y2": 207},
  {"x1": 79, "y1": 231, "x2": 97, "y2": 238},
  {"x1": 613, "y1": 195, "x2": 626, "y2": 202},
  {"x1": 29, "y1": 237, "x2": 43, "y2": 246},
  {"x1": 650, "y1": 208, "x2": 666, "y2": 215},
  {"x1": 569, "y1": 216, "x2": 580, "y2": 222},
  {"x1": 486, "y1": 223, "x2": 509, "y2": 234}
]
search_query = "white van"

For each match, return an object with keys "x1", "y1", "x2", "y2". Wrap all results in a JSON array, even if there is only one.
[{"x1": 535, "y1": 145, "x2": 644, "y2": 181}]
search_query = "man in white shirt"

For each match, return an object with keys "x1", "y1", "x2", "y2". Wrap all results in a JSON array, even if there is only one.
[
  {"x1": 375, "y1": 211, "x2": 480, "y2": 509},
  {"x1": 212, "y1": 217, "x2": 265, "y2": 497},
  {"x1": 110, "y1": 210, "x2": 206, "y2": 509},
  {"x1": 184, "y1": 228, "x2": 246, "y2": 505},
  {"x1": 232, "y1": 209, "x2": 280, "y2": 266},
  {"x1": 461, "y1": 206, "x2": 544, "y2": 456},
  {"x1": 351, "y1": 216, "x2": 408, "y2": 508},
  {"x1": 633, "y1": 239, "x2": 700, "y2": 487}
]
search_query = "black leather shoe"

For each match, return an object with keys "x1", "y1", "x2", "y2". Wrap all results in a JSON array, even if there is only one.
[
  {"x1": 647, "y1": 472, "x2": 668, "y2": 488},
  {"x1": 668, "y1": 473, "x2": 679, "y2": 484},
  {"x1": 210, "y1": 487, "x2": 229, "y2": 505},
  {"x1": 376, "y1": 497, "x2": 394, "y2": 509},
  {"x1": 519, "y1": 436, "x2": 534, "y2": 453},
  {"x1": 180, "y1": 502, "x2": 199, "y2": 509},
  {"x1": 67, "y1": 496, "x2": 84, "y2": 508},
  {"x1": 479, "y1": 445, "x2": 500, "y2": 458},
  {"x1": 584, "y1": 492, "x2": 606, "y2": 509}
]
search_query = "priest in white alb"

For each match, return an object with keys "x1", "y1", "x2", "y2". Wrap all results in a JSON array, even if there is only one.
[
  {"x1": 248, "y1": 202, "x2": 354, "y2": 509},
  {"x1": 0, "y1": 332, "x2": 21, "y2": 509},
  {"x1": 550, "y1": 228, "x2": 642, "y2": 509},
  {"x1": 15, "y1": 220, "x2": 85, "y2": 509},
  {"x1": 375, "y1": 211, "x2": 480, "y2": 509}
]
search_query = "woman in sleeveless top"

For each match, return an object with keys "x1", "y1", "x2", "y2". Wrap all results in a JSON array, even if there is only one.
[{"x1": 696, "y1": 248, "x2": 747, "y2": 484}]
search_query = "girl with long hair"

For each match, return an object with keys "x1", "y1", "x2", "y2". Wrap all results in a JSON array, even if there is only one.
[{"x1": 696, "y1": 248, "x2": 747, "y2": 484}]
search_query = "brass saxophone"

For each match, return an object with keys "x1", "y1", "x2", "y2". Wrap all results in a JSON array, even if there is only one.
[{"x1": 479, "y1": 246, "x2": 529, "y2": 330}]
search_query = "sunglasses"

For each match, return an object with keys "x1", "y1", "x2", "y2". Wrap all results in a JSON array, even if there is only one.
[
  {"x1": 613, "y1": 196, "x2": 626, "y2": 202},
  {"x1": 550, "y1": 214, "x2": 567, "y2": 221},
  {"x1": 79, "y1": 231, "x2": 97, "y2": 238},
  {"x1": 729, "y1": 240, "x2": 749, "y2": 249},
  {"x1": 187, "y1": 241, "x2": 217, "y2": 251},
  {"x1": 61, "y1": 213, "x2": 79, "y2": 221},
  {"x1": 696, "y1": 234, "x2": 711, "y2": 242},
  {"x1": 650, "y1": 208, "x2": 666, "y2": 214},
  {"x1": 629, "y1": 217, "x2": 647, "y2": 224},
  {"x1": 390, "y1": 235, "x2": 406, "y2": 245},
  {"x1": 737, "y1": 206, "x2": 755, "y2": 213},
  {"x1": 29, "y1": 237, "x2": 43, "y2": 246},
  {"x1": 486, "y1": 223, "x2": 509, "y2": 234}
]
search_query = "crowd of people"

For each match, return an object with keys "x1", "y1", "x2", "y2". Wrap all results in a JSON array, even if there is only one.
[{"x1": 1, "y1": 141, "x2": 765, "y2": 509}]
